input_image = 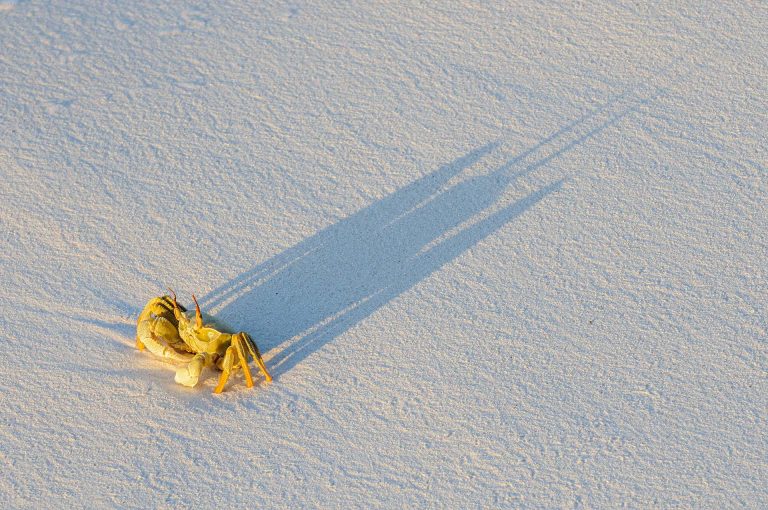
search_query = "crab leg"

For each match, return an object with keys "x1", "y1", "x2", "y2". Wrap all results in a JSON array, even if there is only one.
[
  {"x1": 232, "y1": 334, "x2": 254, "y2": 388},
  {"x1": 214, "y1": 345, "x2": 237, "y2": 394},
  {"x1": 242, "y1": 332, "x2": 273, "y2": 382},
  {"x1": 135, "y1": 295, "x2": 182, "y2": 350}
]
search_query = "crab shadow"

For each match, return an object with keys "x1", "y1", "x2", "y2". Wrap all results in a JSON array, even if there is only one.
[{"x1": 201, "y1": 90, "x2": 657, "y2": 378}]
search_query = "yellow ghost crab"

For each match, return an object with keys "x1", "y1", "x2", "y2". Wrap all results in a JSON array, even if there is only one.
[{"x1": 136, "y1": 290, "x2": 272, "y2": 393}]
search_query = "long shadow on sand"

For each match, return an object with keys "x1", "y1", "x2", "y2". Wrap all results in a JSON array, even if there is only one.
[{"x1": 200, "y1": 90, "x2": 657, "y2": 377}]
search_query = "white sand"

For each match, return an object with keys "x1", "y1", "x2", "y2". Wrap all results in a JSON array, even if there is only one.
[{"x1": 1, "y1": 1, "x2": 766, "y2": 508}]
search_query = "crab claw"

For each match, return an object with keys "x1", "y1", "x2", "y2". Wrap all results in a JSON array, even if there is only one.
[
  {"x1": 175, "y1": 352, "x2": 211, "y2": 387},
  {"x1": 191, "y1": 294, "x2": 203, "y2": 329}
]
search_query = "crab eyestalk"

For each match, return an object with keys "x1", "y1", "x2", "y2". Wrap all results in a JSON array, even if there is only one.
[
  {"x1": 191, "y1": 294, "x2": 203, "y2": 329},
  {"x1": 167, "y1": 287, "x2": 184, "y2": 322}
]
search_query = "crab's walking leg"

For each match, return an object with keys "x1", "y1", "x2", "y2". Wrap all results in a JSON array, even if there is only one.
[
  {"x1": 175, "y1": 352, "x2": 213, "y2": 387},
  {"x1": 214, "y1": 346, "x2": 237, "y2": 394},
  {"x1": 243, "y1": 333, "x2": 273, "y2": 382},
  {"x1": 232, "y1": 334, "x2": 254, "y2": 388}
]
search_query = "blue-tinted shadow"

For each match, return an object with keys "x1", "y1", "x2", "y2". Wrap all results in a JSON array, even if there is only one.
[{"x1": 201, "y1": 89, "x2": 656, "y2": 376}]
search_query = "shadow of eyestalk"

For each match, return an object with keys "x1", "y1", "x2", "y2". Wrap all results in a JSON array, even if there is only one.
[{"x1": 201, "y1": 87, "x2": 660, "y2": 377}]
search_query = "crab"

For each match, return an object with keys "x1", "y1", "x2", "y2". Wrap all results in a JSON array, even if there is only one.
[{"x1": 136, "y1": 291, "x2": 272, "y2": 393}]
